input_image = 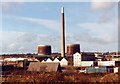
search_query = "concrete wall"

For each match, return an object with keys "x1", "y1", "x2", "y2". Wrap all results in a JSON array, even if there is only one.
[{"x1": 98, "y1": 61, "x2": 115, "y2": 66}]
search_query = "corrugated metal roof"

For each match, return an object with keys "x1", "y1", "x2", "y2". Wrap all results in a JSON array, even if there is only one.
[
  {"x1": 86, "y1": 66, "x2": 107, "y2": 73},
  {"x1": 28, "y1": 62, "x2": 61, "y2": 72}
]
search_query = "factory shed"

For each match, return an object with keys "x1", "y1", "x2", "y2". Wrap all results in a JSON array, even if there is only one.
[
  {"x1": 28, "y1": 62, "x2": 61, "y2": 72},
  {"x1": 36, "y1": 57, "x2": 48, "y2": 62},
  {"x1": 98, "y1": 61, "x2": 115, "y2": 66},
  {"x1": 60, "y1": 58, "x2": 68, "y2": 66},
  {"x1": 81, "y1": 53, "x2": 95, "y2": 61},
  {"x1": 73, "y1": 52, "x2": 95, "y2": 62},
  {"x1": 86, "y1": 66, "x2": 107, "y2": 73},
  {"x1": 46, "y1": 58, "x2": 53, "y2": 62},
  {"x1": 57, "y1": 57, "x2": 64, "y2": 61},
  {"x1": 53, "y1": 58, "x2": 60, "y2": 62},
  {"x1": 115, "y1": 61, "x2": 120, "y2": 67},
  {"x1": 2, "y1": 65, "x2": 15, "y2": 71},
  {"x1": 41, "y1": 60, "x2": 45, "y2": 62}
]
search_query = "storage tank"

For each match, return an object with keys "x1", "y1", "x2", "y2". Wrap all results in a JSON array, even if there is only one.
[
  {"x1": 38, "y1": 45, "x2": 51, "y2": 55},
  {"x1": 67, "y1": 44, "x2": 80, "y2": 54}
]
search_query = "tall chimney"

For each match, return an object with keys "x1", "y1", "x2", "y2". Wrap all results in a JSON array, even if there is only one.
[{"x1": 61, "y1": 7, "x2": 65, "y2": 57}]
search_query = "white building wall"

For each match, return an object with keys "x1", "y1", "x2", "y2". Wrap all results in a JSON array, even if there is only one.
[
  {"x1": 4, "y1": 58, "x2": 11, "y2": 61},
  {"x1": 73, "y1": 52, "x2": 82, "y2": 66},
  {"x1": 111, "y1": 58, "x2": 120, "y2": 61},
  {"x1": 98, "y1": 61, "x2": 115, "y2": 66},
  {"x1": 60, "y1": 58, "x2": 68, "y2": 66},
  {"x1": 46, "y1": 58, "x2": 53, "y2": 62},
  {"x1": 53, "y1": 58, "x2": 60, "y2": 62},
  {"x1": 41, "y1": 58, "x2": 68, "y2": 66},
  {"x1": 114, "y1": 67, "x2": 119, "y2": 73},
  {"x1": 95, "y1": 54, "x2": 98, "y2": 57},
  {"x1": 81, "y1": 61, "x2": 94, "y2": 67},
  {"x1": 41, "y1": 60, "x2": 45, "y2": 62}
]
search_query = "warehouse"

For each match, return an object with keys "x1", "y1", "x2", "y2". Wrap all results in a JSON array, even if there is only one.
[
  {"x1": 28, "y1": 62, "x2": 61, "y2": 72},
  {"x1": 98, "y1": 61, "x2": 115, "y2": 66},
  {"x1": 73, "y1": 52, "x2": 95, "y2": 61},
  {"x1": 86, "y1": 66, "x2": 107, "y2": 73},
  {"x1": 41, "y1": 57, "x2": 68, "y2": 66},
  {"x1": 73, "y1": 52, "x2": 95, "y2": 67}
]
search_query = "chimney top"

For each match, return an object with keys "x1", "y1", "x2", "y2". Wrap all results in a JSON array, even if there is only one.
[{"x1": 61, "y1": 7, "x2": 64, "y2": 13}]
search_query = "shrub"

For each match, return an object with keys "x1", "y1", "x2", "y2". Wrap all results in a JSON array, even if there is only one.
[{"x1": 2, "y1": 70, "x2": 119, "y2": 83}]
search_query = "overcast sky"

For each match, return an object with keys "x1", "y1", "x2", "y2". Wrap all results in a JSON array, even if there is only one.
[{"x1": 0, "y1": 1, "x2": 118, "y2": 54}]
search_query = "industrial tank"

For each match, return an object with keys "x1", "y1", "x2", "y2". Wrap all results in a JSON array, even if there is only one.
[
  {"x1": 67, "y1": 44, "x2": 80, "y2": 54},
  {"x1": 38, "y1": 45, "x2": 51, "y2": 55}
]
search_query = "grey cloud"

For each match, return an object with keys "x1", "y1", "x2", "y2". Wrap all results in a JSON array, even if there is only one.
[
  {"x1": 17, "y1": 33, "x2": 38, "y2": 43},
  {"x1": 2, "y1": 2, "x2": 24, "y2": 12},
  {"x1": 20, "y1": 17, "x2": 61, "y2": 31},
  {"x1": 98, "y1": 12, "x2": 117, "y2": 23},
  {"x1": 1, "y1": 31, "x2": 118, "y2": 54},
  {"x1": 66, "y1": 33, "x2": 117, "y2": 45},
  {"x1": 91, "y1": 2, "x2": 116, "y2": 11},
  {"x1": 91, "y1": 2, "x2": 117, "y2": 23}
]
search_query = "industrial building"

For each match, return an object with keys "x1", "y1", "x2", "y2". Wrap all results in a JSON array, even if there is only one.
[
  {"x1": 1, "y1": 7, "x2": 120, "y2": 74},
  {"x1": 41, "y1": 57, "x2": 68, "y2": 66},
  {"x1": 38, "y1": 45, "x2": 51, "y2": 55},
  {"x1": 98, "y1": 61, "x2": 115, "y2": 66},
  {"x1": 86, "y1": 66, "x2": 108, "y2": 73},
  {"x1": 67, "y1": 44, "x2": 80, "y2": 54},
  {"x1": 73, "y1": 52, "x2": 95, "y2": 62},
  {"x1": 28, "y1": 62, "x2": 61, "y2": 72}
]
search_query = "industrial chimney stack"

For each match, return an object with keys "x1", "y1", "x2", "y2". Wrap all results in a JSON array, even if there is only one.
[{"x1": 61, "y1": 7, "x2": 65, "y2": 57}]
